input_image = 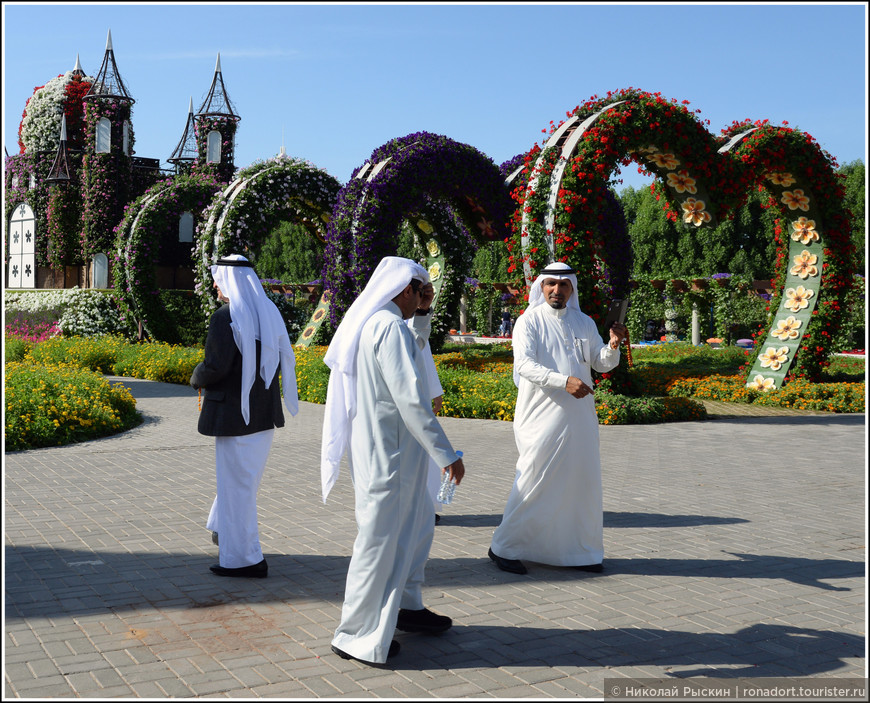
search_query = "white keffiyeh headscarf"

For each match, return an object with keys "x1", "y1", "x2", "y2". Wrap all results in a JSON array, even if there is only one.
[
  {"x1": 210, "y1": 254, "x2": 299, "y2": 424},
  {"x1": 526, "y1": 261, "x2": 581, "y2": 312},
  {"x1": 320, "y1": 256, "x2": 429, "y2": 502}
]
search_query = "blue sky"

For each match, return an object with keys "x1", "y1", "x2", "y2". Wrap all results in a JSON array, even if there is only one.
[{"x1": 3, "y1": 2, "x2": 867, "y2": 192}]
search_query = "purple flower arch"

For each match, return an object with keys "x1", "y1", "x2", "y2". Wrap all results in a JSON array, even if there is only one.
[{"x1": 321, "y1": 132, "x2": 514, "y2": 334}]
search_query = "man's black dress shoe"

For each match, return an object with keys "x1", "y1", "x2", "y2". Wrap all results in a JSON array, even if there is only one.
[
  {"x1": 396, "y1": 607, "x2": 452, "y2": 633},
  {"x1": 572, "y1": 563, "x2": 604, "y2": 573},
  {"x1": 209, "y1": 558, "x2": 268, "y2": 578},
  {"x1": 331, "y1": 640, "x2": 400, "y2": 667},
  {"x1": 488, "y1": 548, "x2": 527, "y2": 574}
]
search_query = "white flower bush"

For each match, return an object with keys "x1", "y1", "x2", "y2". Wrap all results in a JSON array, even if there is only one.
[
  {"x1": 19, "y1": 71, "x2": 95, "y2": 153},
  {"x1": 5, "y1": 288, "x2": 129, "y2": 338}
]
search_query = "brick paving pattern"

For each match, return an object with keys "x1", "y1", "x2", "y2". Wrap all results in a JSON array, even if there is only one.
[{"x1": 4, "y1": 377, "x2": 866, "y2": 697}]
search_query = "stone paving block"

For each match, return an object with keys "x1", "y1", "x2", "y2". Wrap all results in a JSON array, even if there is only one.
[{"x1": 7, "y1": 680, "x2": 75, "y2": 697}]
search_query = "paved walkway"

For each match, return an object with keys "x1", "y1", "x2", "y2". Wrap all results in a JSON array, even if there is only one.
[{"x1": 4, "y1": 379, "x2": 866, "y2": 698}]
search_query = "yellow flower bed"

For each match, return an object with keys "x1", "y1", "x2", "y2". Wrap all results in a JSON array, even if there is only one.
[{"x1": 5, "y1": 361, "x2": 140, "y2": 451}]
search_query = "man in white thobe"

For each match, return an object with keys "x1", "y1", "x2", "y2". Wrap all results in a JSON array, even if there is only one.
[
  {"x1": 488, "y1": 262, "x2": 627, "y2": 575},
  {"x1": 321, "y1": 257, "x2": 465, "y2": 667},
  {"x1": 416, "y1": 329, "x2": 447, "y2": 522}
]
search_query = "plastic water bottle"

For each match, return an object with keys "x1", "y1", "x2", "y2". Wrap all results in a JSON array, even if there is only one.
[{"x1": 437, "y1": 451, "x2": 462, "y2": 505}]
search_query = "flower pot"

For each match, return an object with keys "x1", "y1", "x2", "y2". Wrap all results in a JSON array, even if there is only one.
[
  {"x1": 671, "y1": 280, "x2": 689, "y2": 293},
  {"x1": 692, "y1": 278, "x2": 709, "y2": 290},
  {"x1": 650, "y1": 279, "x2": 666, "y2": 290}
]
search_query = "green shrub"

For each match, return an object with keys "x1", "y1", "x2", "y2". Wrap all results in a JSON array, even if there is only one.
[
  {"x1": 5, "y1": 361, "x2": 141, "y2": 451},
  {"x1": 4, "y1": 336, "x2": 31, "y2": 362}
]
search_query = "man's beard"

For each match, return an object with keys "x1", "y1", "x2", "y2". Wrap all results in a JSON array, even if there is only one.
[{"x1": 547, "y1": 300, "x2": 566, "y2": 309}]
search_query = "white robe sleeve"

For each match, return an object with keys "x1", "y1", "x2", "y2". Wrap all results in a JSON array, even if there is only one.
[
  {"x1": 379, "y1": 319, "x2": 456, "y2": 470},
  {"x1": 584, "y1": 315, "x2": 621, "y2": 373}
]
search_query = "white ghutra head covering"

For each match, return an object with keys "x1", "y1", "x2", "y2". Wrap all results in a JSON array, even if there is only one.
[
  {"x1": 320, "y1": 256, "x2": 429, "y2": 502},
  {"x1": 526, "y1": 261, "x2": 581, "y2": 311},
  {"x1": 210, "y1": 254, "x2": 299, "y2": 424}
]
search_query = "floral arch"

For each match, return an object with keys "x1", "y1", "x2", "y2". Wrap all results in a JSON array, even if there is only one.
[
  {"x1": 314, "y1": 132, "x2": 514, "y2": 347},
  {"x1": 510, "y1": 88, "x2": 855, "y2": 386},
  {"x1": 114, "y1": 172, "x2": 222, "y2": 342},
  {"x1": 193, "y1": 155, "x2": 342, "y2": 335}
]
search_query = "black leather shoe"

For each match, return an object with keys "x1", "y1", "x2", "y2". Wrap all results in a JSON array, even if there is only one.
[
  {"x1": 396, "y1": 608, "x2": 452, "y2": 633},
  {"x1": 488, "y1": 548, "x2": 527, "y2": 574},
  {"x1": 209, "y1": 558, "x2": 267, "y2": 578},
  {"x1": 331, "y1": 640, "x2": 400, "y2": 667},
  {"x1": 572, "y1": 562, "x2": 604, "y2": 573}
]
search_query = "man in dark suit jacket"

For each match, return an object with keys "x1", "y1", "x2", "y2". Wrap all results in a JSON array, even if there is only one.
[{"x1": 191, "y1": 255, "x2": 298, "y2": 578}]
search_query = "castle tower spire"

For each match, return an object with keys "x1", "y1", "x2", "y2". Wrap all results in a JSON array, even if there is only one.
[
  {"x1": 168, "y1": 97, "x2": 198, "y2": 173},
  {"x1": 196, "y1": 52, "x2": 239, "y2": 118},
  {"x1": 194, "y1": 53, "x2": 240, "y2": 183},
  {"x1": 84, "y1": 29, "x2": 134, "y2": 102},
  {"x1": 46, "y1": 115, "x2": 72, "y2": 182}
]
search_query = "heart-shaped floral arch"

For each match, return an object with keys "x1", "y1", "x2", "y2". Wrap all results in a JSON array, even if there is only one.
[
  {"x1": 193, "y1": 155, "x2": 341, "y2": 327},
  {"x1": 316, "y1": 132, "x2": 515, "y2": 346},
  {"x1": 509, "y1": 88, "x2": 855, "y2": 387}
]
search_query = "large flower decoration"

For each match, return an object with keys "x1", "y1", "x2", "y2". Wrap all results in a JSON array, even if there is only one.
[
  {"x1": 781, "y1": 189, "x2": 811, "y2": 211},
  {"x1": 765, "y1": 171, "x2": 796, "y2": 187},
  {"x1": 790, "y1": 217, "x2": 819, "y2": 244},
  {"x1": 747, "y1": 374, "x2": 777, "y2": 392},
  {"x1": 784, "y1": 285, "x2": 814, "y2": 313},
  {"x1": 771, "y1": 315, "x2": 802, "y2": 341},
  {"x1": 681, "y1": 198, "x2": 712, "y2": 227},
  {"x1": 759, "y1": 346, "x2": 790, "y2": 371},
  {"x1": 666, "y1": 170, "x2": 698, "y2": 194},
  {"x1": 790, "y1": 250, "x2": 819, "y2": 279}
]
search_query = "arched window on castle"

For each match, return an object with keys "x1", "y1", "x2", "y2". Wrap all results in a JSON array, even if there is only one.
[
  {"x1": 96, "y1": 117, "x2": 111, "y2": 153},
  {"x1": 207, "y1": 131, "x2": 221, "y2": 163},
  {"x1": 178, "y1": 211, "x2": 194, "y2": 243},
  {"x1": 123, "y1": 120, "x2": 131, "y2": 155}
]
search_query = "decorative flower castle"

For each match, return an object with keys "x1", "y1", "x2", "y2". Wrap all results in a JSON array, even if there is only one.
[{"x1": 5, "y1": 30, "x2": 240, "y2": 290}]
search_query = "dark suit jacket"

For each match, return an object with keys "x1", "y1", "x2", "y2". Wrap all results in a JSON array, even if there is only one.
[{"x1": 190, "y1": 304, "x2": 285, "y2": 437}]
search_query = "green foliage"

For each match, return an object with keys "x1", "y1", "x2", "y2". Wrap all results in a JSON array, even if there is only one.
[
  {"x1": 838, "y1": 159, "x2": 865, "y2": 271},
  {"x1": 4, "y1": 336, "x2": 31, "y2": 362},
  {"x1": 155, "y1": 290, "x2": 208, "y2": 347},
  {"x1": 464, "y1": 241, "x2": 515, "y2": 337},
  {"x1": 624, "y1": 182, "x2": 776, "y2": 279},
  {"x1": 264, "y1": 291, "x2": 311, "y2": 342},
  {"x1": 250, "y1": 220, "x2": 325, "y2": 284},
  {"x1": 595, "y1": 391, "x2": 707, "y2": 424}
]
